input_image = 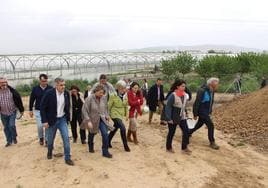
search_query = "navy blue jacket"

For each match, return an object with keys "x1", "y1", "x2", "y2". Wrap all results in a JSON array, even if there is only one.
[
  {"x1": 29, "y1": 85, "x2": 53, "y2": 111},
  {"x1": 193, "y1": 85, "x2": 214, "y2": 117},
  {"x1": 147, "y1": 84, "x2": 165, "y2": 111},
  {"x1": 40, "y1": 88, "x2": 70, "y2": 126}
]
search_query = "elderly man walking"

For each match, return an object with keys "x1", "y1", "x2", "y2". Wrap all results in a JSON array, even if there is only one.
[
  {"x1": 189, "y1": 77, "x2": 220, "y2": 150},
  {"x1": 0, "y1": 77, "x2": 24, "y2": 147},
  {"x1": 40, "y1": 78, "x2": 74, "y2": 165}
]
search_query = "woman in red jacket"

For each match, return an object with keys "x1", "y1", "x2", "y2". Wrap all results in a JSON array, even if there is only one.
[{"x1": 127, "y1": 82, "x2": 143, "y2": 144}]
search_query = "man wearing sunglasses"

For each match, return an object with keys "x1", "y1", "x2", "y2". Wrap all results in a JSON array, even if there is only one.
[{"x1": 29, "y1": 74, "x2": 52, "y2": 146}]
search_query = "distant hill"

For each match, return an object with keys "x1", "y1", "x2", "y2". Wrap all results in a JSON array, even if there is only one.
[{"x1": 127, "y1": 45, "x2": 263, "y2": 53}]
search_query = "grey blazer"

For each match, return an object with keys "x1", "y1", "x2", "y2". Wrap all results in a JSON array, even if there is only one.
[{"x1": 81, "y1": 94, "x2": 112, "y2": 134}]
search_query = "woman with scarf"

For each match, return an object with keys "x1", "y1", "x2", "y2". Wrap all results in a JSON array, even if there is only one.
[
  {"x1": 165, "y1": 79, "x2": 191, "y2": 154},
  {"x1": 127, "y1": 82, "x2": 143, "y2": 145}
]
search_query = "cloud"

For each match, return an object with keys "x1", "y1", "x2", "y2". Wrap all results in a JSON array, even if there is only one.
[{"x1": 0, "y1": 0, "x2": 268, "y2": 53}]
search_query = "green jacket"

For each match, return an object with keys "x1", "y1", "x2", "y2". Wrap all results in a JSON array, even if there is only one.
[{"x1": 108, "y1": 92, "x2": 128, "y2": 120}]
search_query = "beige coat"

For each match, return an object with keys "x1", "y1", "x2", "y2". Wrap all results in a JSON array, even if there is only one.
[{"x1": 81, "y1": 94, "x2": 111, "y2": 134}]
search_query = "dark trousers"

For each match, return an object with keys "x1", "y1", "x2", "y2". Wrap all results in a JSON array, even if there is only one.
[
  {"x1": 70, "y1": 111, "x2": 86, "y2": 142},
  {"x1": 88, "y1": 120, "x2": 109, "y2": 155},
  {"x1": 166, "y1": 120, "x2": 189, "y2": 150},
  {"x1": 108, "y1": 118, "x2": 128, "y2": 147},
  {"x1": 189, "y1": 115, "x2": 215, "y2": 143}
]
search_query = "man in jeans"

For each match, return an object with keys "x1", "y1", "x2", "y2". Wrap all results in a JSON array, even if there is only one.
[
  {"x1": 189, "y1": 77, "x2": 220, "y2": 150},
  {"x1": 0, "y1": 77, "x2": 24, "y2": 147},
  {"x1": 29, "y1": 74, "x2": 52, "y2": 146},
  {"x1": 40, "y1": 78, "x2": 74, "y2": 166}
]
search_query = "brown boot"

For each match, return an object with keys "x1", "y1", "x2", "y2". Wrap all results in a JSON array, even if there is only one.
[
  {"x1": 127, "y1": 130, "x2": 133, "y2": 142},
  {"x1": 132, "y1": 131, "x2": 139, "y2": 145}
]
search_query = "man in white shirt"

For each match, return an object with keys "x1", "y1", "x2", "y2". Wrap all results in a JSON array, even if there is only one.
[{"x1": 40, "y1": 78, "x2": 74, "y2": 166}]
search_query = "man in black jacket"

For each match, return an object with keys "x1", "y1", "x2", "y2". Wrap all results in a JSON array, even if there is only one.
[
  {"x1": 40, "y1": 77, "x2": 74, "y2": 166},
  {"x1": 0, "y1": 77, "x2": 24, "y2": 147},
  {"x1": 189, "y1": 77, "x2": 220, "y2": 150},
  {"x1": 29, "y1": 74, "x2": 52, "y2": 146},
  {"x1": 147, "y1": 78, "x2": 165, "y2": 125}
]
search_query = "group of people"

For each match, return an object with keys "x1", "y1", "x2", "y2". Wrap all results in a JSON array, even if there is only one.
[{"x1": 0, "y1": 73, "x2": 221, "y2": 166}]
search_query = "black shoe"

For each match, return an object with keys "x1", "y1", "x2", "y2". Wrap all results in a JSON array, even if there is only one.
[
  {"x1": 103, "y1": 153, "x2": 113, "y2": 158},
  {"x1": 108, "y1": 143, "x2": 112, "y2": 148},
  {"x1": 81, "y1": 140, "x2": 86, "y2": 144},
  {"x1": 39, "y1": 138, "x2": 44, "y2": 145},
  {"x1": 13, "y1": 139, "x2": 17, "y2": 144},
  {"x1": 5, "y1": 143, "x2": 11, "y2": 147},
  {"x1": 47, "y1": 150, "x2": 53, "y2": 159},
  {"x1": 160, "y1": 121, "x2": 167, "y2": 125},
  {"x1": 65, "y1": 159, "x2": 74, "y2": 166},
  {"x1": 89, "y1": 148, "x2": 95, "y2": 153},
  {"x1": 124, "y1": 145, "x2": 131, "y2": 152}
]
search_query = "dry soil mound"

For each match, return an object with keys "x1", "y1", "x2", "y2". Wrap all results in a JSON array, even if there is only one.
[{"x1": 214, "y1": 87, "x2": 268, "y2": 152}]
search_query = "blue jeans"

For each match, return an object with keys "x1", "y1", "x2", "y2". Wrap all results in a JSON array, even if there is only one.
[
  {"x1": 47, "y1": 117, "x2": 71, "y2": 161},
  {"x1": 34, "y1": 110, "x2": 48, "y2": 141},
  {"x1": 1, "y1": 111, "x2": 17, "y2": 144},
  {"x1": 88, "y1": 120, "x2": 109, "y2": 156}
]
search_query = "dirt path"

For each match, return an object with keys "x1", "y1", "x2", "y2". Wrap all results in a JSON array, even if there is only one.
[{"x1": 0, "y1": 113, "x2": 267, "y2": 188}]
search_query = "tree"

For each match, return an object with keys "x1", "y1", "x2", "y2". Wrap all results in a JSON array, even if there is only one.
[
  {"x1": 252, "y1": 53, "x2": 268, "y2": 79},
  {"x1": 160, "y1": 52, "x2": 196, "y2": 80},
  {"x1": 208, "y1": 49, "x2": 216, "y2": 54},
  {"x1": 212, "y1": 55, "x2": 237, "y2": 78},
  {"x1": 235, "y1": 53, "x2": 255, "y2": 75},
  {"x1": 195, "y1": 56, "x2": 216, "y2": 79},
  {"x1": 160, "y1": 58, "x2": 177, "y2": 80},
  {"x1": 174, "y1": 52, "x2": 197, "y2": 78}
]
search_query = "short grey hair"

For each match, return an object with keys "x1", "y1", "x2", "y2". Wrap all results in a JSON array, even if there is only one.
[
  {"x1": 54, "y1": 77, "x2": 65, "y2": 83},
  {"x1": 207, "y1": 77, "x2": 219, "y2": 85},
  {"x1": 116, "y1": 80, "x2": 127, "y2": 89},
  {"x1": 0, "y1": 77, "x2": 7, "y2": 80}
]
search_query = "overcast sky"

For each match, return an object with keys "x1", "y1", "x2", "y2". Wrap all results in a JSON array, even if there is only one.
[{"x1": 1, "y1": 0, "x2": 268, "y2": 54}]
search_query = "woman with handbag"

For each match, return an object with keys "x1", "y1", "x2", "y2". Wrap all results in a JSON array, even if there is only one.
[
  {"x1": 81, "y1": 84, "x2": 113, "y2": 158},
  {"x1": 165, "y1": 79, "x2": 191, "y2": 154}
]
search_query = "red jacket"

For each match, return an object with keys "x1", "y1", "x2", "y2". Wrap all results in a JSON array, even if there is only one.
[{"x1": 127, "y1": 89, "x2": 143, "y2": 118}]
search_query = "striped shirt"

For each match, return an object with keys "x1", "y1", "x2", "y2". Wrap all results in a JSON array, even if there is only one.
[{"x1": 0, "y1": 88, "x2": 16, "y2": 115}]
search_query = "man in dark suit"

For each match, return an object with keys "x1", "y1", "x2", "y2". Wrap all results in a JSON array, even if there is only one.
[
  {"x1": 40, "y1": 77, "x2": 74, "y2": 166},
  {"x1": 147, "y1": 78, "x2": 165, "y2": 125}
]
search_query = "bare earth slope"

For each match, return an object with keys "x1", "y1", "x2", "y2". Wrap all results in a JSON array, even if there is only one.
[{"x1": 214, "y1": 87, "x2": 268, "y2": 152}]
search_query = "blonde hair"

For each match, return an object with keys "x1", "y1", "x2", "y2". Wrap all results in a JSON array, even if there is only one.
[
  {"x1": 115, "y1": 80, "x2": 127, "y2": 89},
  {"x1": 93, "y1": 84, "x2": 105, "y2": 94}
]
